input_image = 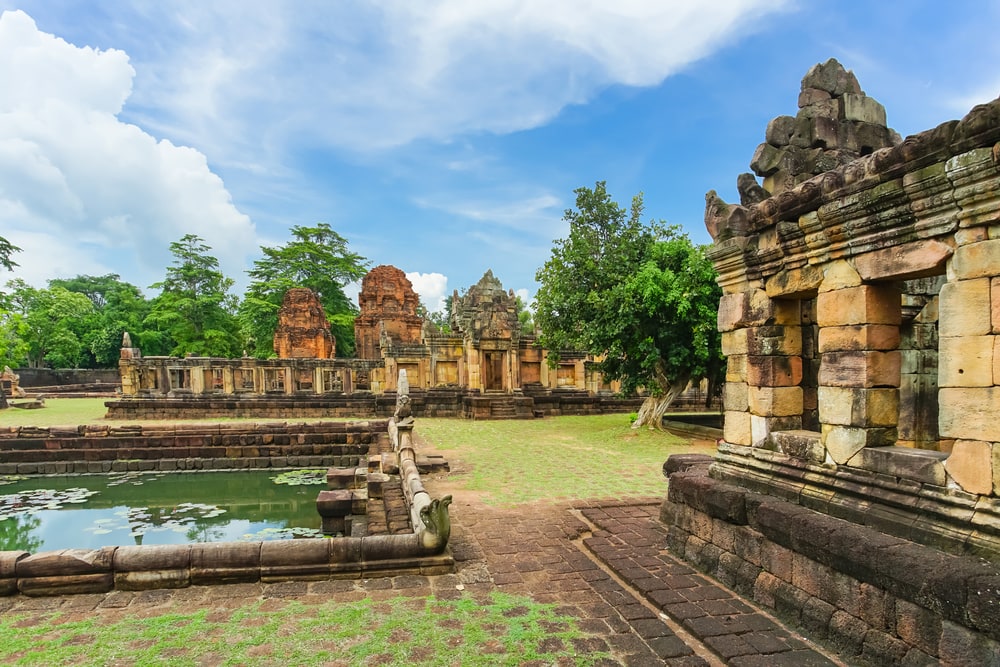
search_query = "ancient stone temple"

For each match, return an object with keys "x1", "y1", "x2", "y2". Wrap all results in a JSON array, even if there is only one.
[
  {"x1": 273, "y1": 288, "x2": 335, "y2": 359},
  {"x1": 450, "y1": 269, "x2": 522, "y2": 393},
  {"x1": 354, "y1": 265, "x2": 423, "y2": 361},
  {"x1": 661, "y1": 60, "x2": 1000, "y2": 663}
]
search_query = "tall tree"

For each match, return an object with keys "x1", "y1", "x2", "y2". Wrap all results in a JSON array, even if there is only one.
[
  {"x1": 239, "y1": 223, "x2": 368, "y2": 357},
  {"x1": 534, "y1": 182, "x2": 723, "y2": 428},
  {"x1": 145, "y1": 235, "x2": 240, "y2": 357}
]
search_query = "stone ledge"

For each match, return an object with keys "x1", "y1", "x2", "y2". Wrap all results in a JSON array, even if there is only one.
[
  {"x1": 711, "y1": 442, "x2": 1000, "y2": 562},
  {"x1": 662, "y1": 458, "x2": 1000, "y2": 643}
]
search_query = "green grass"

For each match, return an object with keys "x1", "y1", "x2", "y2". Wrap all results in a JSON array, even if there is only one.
[
  {"x1": 0, "y1": 398, "x2": 112, "y2": 428},
  {"x1": 0, "y1": 592, "x2": 608, "y2": 666},
  {"x1": 419, "y1": 415, "x2": 715, "y2": 506}
]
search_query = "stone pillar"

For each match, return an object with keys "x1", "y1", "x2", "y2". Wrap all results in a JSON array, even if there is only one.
[
  {"x1": 222, "y1": 366, "x2": 235, "y2": 394},
  {"x1": 816, "y1": 280, "x2": 901, "y2": 464},
  {"x1": 937, "y1": 239, "x2": 1000, "y2": 494}
]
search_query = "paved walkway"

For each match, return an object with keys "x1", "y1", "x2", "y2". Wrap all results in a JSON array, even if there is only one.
[{"x1": 1, "y1": 496, "x2": 844, "y2": 665}]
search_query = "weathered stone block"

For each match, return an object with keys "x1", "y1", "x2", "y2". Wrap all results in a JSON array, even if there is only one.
[
  {"x1": 842, "y1": 94, "x2": 887, "y2": 125},
  {"x1": 726, "y1": 354, "x2": 748, "y2": 383},
  {"x1": 854, "y1": 240, "x2": 952, "y2": 282},
  {"x1": 952, "y1": 239, "x2": 1000, "y2": 280},
  {"x1": 747, "y1": 355, "x2": 803, "y2": 387},
  {"x1": 939, "y1": 619, "x2": 1000, "y2": 667},
  {"x1": 765, "y1": 116, "x2": 796, "y2": 148},
  {"x1": 817, "y1": 284, "x2": 901, "y2": 326},
  {"x1": 939, "y1": 335, "x2": 994, "y2": 387},
  {"x1": 750, "y1": 141, "x2": 783, "y2": 177},
  {"x1": 818, "y1": 324, "x2": 900, "y2": 352},
  {"x1": 818, "y1": 260, "x2": 862, "y2": 293},
  {"x1": 749, "y1": 386, "x2": 803, "y2": 417},
  {"x1": 722, "y1": 382, "x2": 748, "y2": 412},
  {"x1": 746, "y1": 325, "x2": 802, "y2": 356},
  {"x1": 721, "y1": 329, "x2": 748, "y2": 356},
  {"x1": 764, "y1": 264, "x2": 824, "y2": 298},
  {"x1": 939, "y1": 278, "x2": 991, "y2": 337},
  {"x1": 944, "y1": 440, "x2": 994, "y2": 495},
  {"x1": 847, "y1": 445, "x2": 946, "y2": 486},
  {"x1": 993, "y1": 277, "x2": 1000, "y2": 334},
  {"x1": 819, "y1": 351, "x2": 901, "y2": 387},
  {"x1": 818, "y1": 386, "x2": 898, "y2": 427},
  {"x1": 718, "y1": 290, "x2": 800, "y2": 332},
  {"x1": 771, "y1": 430, "x2": 825, "y2": 461},
  {"x1": 798, "y1": 87, "x2": 831, "y2": 108},
  {"x1": 939, "y1": 387, "x2": 1000, "y2": 441},
  {"x1": 895, "y1": 599, "x2": 941, "y2": 657},
  {"x1": 822, "y1": 425, "x2": 895, "y2": 464},
  {"x1": 724, "y1": 410, "x2": 752, "y2": 446}
]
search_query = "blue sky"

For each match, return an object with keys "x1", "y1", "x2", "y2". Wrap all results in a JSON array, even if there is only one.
[{"x1": 0, "y1": 1, "x2": 997, "y2": 312}]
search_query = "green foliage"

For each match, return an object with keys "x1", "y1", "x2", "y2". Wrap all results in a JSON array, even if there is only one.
[
  {"x1": 534, "y1": 181, "x2": 723, "y2": 403},
  {"x1": 50, "y1": 273, "x2": 155, "y2": 366},
  {"x1": 1, "y1": 280, "x2": 97, "y2": 368},
  {"x1": 0, "y1": 235, "x2": 19, "y2": 272},
  {"x1": 239, "y1": 223, "x2": 368, "y2": 358},
  {"x1": 146, "y1": 234, "x2": 241, "y2": 358}
]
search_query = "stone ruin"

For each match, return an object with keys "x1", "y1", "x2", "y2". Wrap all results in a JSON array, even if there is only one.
[
  {"x1": 272, "y1": 287, "x2": 336, "y2": 359},
  {"x1": 354, "y1": 265, "x2": 423, "y2": 361},
  {"x1": 662, "y1": 60, "x2": 1000, "y2": 663}
]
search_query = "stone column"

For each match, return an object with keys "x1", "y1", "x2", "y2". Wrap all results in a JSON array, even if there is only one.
[
  {"x1": 816, "y1": 275, "x2": 901, "y2": 464},
  {"x1": 719, "y1": 288, "x2": 801, "y2": 446},
  {"x1": 937, "y1": 239, "x2": 1000, "y2": 494}
]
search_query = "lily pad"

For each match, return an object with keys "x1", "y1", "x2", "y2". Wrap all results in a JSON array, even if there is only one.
[
  {"x1": 0, "y1": 487, "x2": 99, "y2": 521},
  {"x1": 239, "y1": 526, "x2": 326, "y2": 541},
  {"x1": 271, "y1": 469, "x2": 327, "y2": 486}
]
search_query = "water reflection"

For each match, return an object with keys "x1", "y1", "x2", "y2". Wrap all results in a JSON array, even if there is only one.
[{"x1": 0, "y1": 470, "x2": 326, "y2": 551}]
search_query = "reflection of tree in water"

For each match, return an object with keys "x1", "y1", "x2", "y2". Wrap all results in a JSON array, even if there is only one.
[
  {"x1": 0, "y1": 514, "x2": 42, "y2": 552},
  {"x1": 185, "y1": 523, "x2": 228, "y2": 543}
]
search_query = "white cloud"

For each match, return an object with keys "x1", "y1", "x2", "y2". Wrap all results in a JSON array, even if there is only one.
[
  {"x1": 82, "y1": 1, "x2": 791, "y2": 159},
  {"x1": 0, "y1": 9, "x2": 256, "y2": 290},
  {"x1": 406, "y1": 271, "x2": 449, "y2": 312}
]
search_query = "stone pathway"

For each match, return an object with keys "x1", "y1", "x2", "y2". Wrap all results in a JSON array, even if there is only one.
[{"x1": 1, "y1": 497, "x2": 845, "y2": 665}]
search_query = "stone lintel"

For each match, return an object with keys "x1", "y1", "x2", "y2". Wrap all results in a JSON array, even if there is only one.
[{"x1": 854, "y1": 240, "x2": 952, "y2": 281}]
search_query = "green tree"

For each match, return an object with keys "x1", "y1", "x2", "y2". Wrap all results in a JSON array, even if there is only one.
[
  {"x1": 0, "y1": 235, "x2": 19, "y2": 272},
  {"x1": 534, "y1": 182, "x2": 723, "y2": 428},
  {"x1": 239, "y1": 223, "x2": 368, "y2": 358},
  {"x1": 145, "y1": 235, "x2": 240, "y2": 357},
  {"x1": 3, "y1": 280, "x2": 97, "y2": 368},
  {"x1": 49, "y1": 274, "x2": 157, "y2": 366}
]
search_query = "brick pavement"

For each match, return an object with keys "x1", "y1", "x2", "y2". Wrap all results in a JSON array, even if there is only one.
[{"x1": 1, "y1": 498, "x2": 845, "y2": 665}]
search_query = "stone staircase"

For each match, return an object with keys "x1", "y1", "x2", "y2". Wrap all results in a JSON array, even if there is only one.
[{"x1": 488, "y1": 397, "x2": 518, "y2": 419}]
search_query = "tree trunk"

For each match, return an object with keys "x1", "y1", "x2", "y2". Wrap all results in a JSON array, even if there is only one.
[{"x1": 632, "y1": 374, "x2": 690, "y2": 429}]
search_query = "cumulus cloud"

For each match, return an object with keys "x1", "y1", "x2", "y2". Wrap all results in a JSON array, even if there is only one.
[
  {"x1": 406, "y1": 272, "x2": 449, "y2": 312},
  {"x1": 0, "y1": 10, "x2": 255, "y2": 290}
]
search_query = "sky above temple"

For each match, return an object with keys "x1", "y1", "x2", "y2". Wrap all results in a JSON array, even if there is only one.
[{"x1": 0, "y1": 1, "x2": 997, "y2": 311}]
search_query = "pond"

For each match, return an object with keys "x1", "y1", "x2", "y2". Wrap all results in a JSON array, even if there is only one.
[{"x1": 0, "y1": 469, "x2": 330, "y2": 552}]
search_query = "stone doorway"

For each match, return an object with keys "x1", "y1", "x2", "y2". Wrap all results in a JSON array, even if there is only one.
[{"x1": 483, "y1": 351, "x2": 504, "y2": 392}]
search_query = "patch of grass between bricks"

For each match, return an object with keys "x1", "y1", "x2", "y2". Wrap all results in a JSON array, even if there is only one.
[{"x1": 0, "y1": 592, "x2": 611, "y2": 666}]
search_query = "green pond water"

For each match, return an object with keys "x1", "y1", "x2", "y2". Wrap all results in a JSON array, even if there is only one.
[{"x1": 0, "y1": 470, "x2": 328, "y2": 552}]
